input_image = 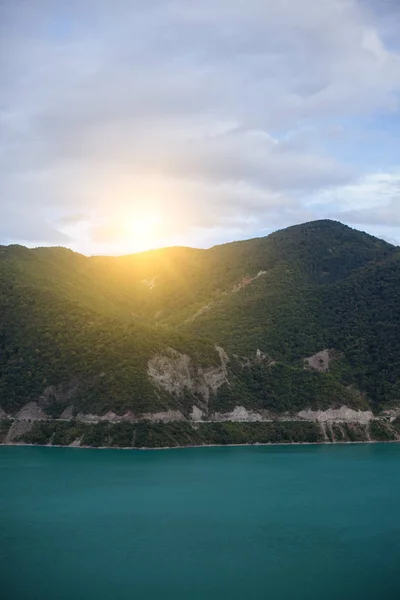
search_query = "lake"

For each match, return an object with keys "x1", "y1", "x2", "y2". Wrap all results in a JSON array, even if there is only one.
[{"x1": 1, "y1": 444, "x2": 400, "y2": 600}]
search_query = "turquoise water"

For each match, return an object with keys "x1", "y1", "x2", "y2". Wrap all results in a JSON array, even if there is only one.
[{"x1": 1, "y1": 444, "x2": 400, "y2": 600}]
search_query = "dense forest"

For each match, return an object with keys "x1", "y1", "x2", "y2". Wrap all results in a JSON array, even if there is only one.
[
  {"x1": 1, "y1": 219, "x2": 400, "y2": 437},
  {"x1": 3, "y1": 418, "x2": 400, "y2": 448}
]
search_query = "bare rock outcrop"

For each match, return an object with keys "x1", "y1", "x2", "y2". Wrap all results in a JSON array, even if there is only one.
[
  {"x1": 16, "y1": 402, "x2": 47, "y2": 421},
  {"x1": 122, "y1": 411, "x2": 136, "y2": 423},
  {"x1": 5, "y1": 419, "x2": 35, "y2": 443},
  {"x1": 304, "y1": 349, "x2": 332, "y2": 372},
  {"x1": 212, "y1": 406, "x2": 265, "y2": 422},
  {"x1": 297, "y1": 406, "x2": 374, "y2": 424},
  {"x1": 75, "y1": 413, "x2": 100, "y2": 423},
  {"x1": 76, "y1": 411, "x2": 121, "y2": 423},
  {"x1": 186, "y1": 301, "x2": 216, "y2": 323},
  {"x1": 69, "y1": 438, "x2": 82, "y2": 447},
  {"x1": 141, "y1": 410, "x2": 185, "y2": 423},
  {"x1": 382, "y1": 408, "x2": 400, "y2": 423},
  {"x1": 232, "y1": 270, "x2": 267, "y2": 293},
  {"x1": 147, "y1": 346, "x2": 229, "y2": 412},
  {"x1": 255, "y1": 349, "x2": 267, "y2": 362},
  {"x1": 190, "y1": 406, "x2": 204, "y2": 421},
  {"x1": 0, "y1": 407, "x2": 8, "y2": 419},
  {"x1": 60, "y1": 405, "x2": 74, "y2": 420}
]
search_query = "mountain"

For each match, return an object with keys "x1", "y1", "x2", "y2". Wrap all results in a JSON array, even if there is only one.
[{"x1": 1, "y1": 219, "x2": 400, "y2": 448}]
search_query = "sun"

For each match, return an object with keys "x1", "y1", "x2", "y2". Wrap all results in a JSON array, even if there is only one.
[{"x1": 124, "y1": 212, "x2": 162, "y2": 252}]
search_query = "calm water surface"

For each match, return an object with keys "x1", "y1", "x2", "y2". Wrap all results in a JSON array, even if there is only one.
[{"x1": 1, "y1": 444, "x2": 400, "y2": 600}]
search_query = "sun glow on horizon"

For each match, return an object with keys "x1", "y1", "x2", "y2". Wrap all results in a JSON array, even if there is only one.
[{"x1": 122, "y1": 211, "x2": 164, "y2": 253}]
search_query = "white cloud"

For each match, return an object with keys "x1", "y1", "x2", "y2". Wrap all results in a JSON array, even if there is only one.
[
  {"x1": 305, "y1": 170, "x2": 400, "y2": 242},
  {"x1": 1, "y1": 0, "x2": 400, "y2": 252}
]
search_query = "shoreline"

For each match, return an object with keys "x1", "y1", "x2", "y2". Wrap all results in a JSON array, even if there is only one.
[{"x1": 2, "y1": 439, "x2": 400, "y2": 452}]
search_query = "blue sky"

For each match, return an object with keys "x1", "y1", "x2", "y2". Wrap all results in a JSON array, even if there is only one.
[{"x1": 1, "y1": 0, "x2": 400, "y2": 254}]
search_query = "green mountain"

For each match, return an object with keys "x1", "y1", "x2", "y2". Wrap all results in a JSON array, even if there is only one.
[{"x1": 2, "y1": 219, "x2": 400, "y2": 447}]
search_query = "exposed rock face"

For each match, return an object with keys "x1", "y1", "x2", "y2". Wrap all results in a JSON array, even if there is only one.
[
  {"x1": 254, "y1": 350, "x2": 276, "y2": 366},
  {"x1": 190, "y1": 406, "x2": 204, "y2": 421},
  {"x1": 382, "y1": 408, "x2": 400, "y2": 423},
  {"x1": 0, "y1": 407, "x2": 8, "y2": 419},
  {"x1": 15, "y1": 402, "x2": 47, "y2": 421},
  {"x1": 3, "y1": 401, "x2": 47, "y2": 443},
  {"x1": 304, "y1": 349, "x2": 332, "y2": 372},
  {"x1": 5, "y1": 419, "x2": 35, "y2": 443},
  {"x1": 141, "y1": 410, "x2": 185, "y2": 423},
  {"x1": 122, "y1": 411, "x2": 136, "y2": 423},
  {"x1": 147, "y1": 346, "x2": 229, "y2": 412},
  {"x1": 103, "y1": 411, "x2": 121, "y2": 422},
  {"x1": 76, "y1": 413, "x2": 100, "y2": 423},
  {"x1": 69, "y1": 438, "x2": 82, "y2": 447},
  {"x1": 232, "y1": 270, "x2": 267, "y2": 293},
  {"x1": 148, "y1": 350, "x2": 193, "y2": 394},
  {"x1": 76, "y1": 411, "x2": 121, "y2": 423},
  {"x1": 212, "y1": 406, "x2": 265, "y2": 422},
  {"x1": 75, "y1": 410, "x2": 138, "y2": 423},
  {"x1": 186, "y1": 301, "x2": 215, "y2": 323},
  {"x1": 60, "y1": 405, "x2": 74, "y2": 419},
  {"x1": 255, "y1": 349, "x2": 267, "y2": 362},
  {"x1": 297, "y1": 406, "x2": 374, "y2": 424},
  {"x1": 74, "y1": 409, "x2": 188, "y2": 423},
  {"x1": 216, "y1": 346, "x2": 229, "y2": 366}
]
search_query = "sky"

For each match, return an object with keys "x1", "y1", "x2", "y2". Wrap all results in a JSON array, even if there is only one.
[{"x1": 1, "y1": 0, "x2": 400, "y2": 255}]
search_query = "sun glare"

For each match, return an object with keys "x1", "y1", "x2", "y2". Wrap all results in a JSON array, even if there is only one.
[{"x1": 124, "y1": 212, "x2": 162, "y2": 252}]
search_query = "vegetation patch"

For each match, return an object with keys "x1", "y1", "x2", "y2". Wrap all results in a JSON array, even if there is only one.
[{"x1": 1, "y1": 219, "x2": 400, "y2": 428}]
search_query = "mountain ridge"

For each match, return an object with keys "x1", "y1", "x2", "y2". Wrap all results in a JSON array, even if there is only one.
[{"x1": 1, "y1": 219, "x2": 400, "y2": 447}]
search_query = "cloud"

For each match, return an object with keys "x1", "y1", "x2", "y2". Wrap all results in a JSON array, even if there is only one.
[
  {"x1": 1, "y1": 0, "x2": 400, "y2": 252},
  {"x1": 304, "y1": 171, "x2": 400, "y2": 243},
  {"x1": 0, "y1": 205, "x2": 71, "y2": 245},
  {"x1": 342, "y1": 200, "x2": 400, "y2": 227}
]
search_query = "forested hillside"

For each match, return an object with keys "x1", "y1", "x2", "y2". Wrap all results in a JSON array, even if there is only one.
[{"x1": 1, "y1": 219, "x2": 400, "y2": 447}]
